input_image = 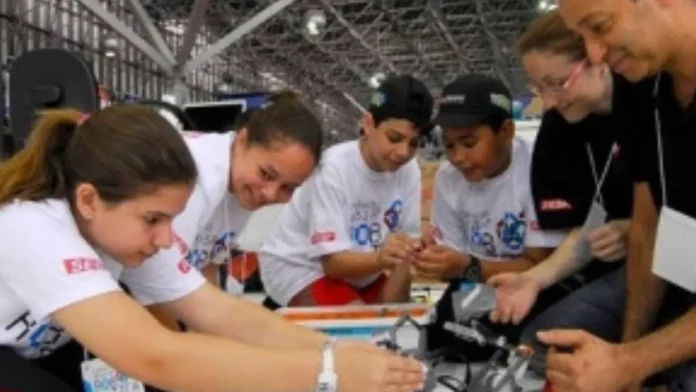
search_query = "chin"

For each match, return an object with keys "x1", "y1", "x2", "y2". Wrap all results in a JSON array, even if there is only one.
[
  {"x1": 617, "y1": 61, "x2": 653, "y2": 83},
  {"x1": 460, "y1": 169, "x2": 484, "y2": 183},
  {"x1": 559, "y1": 109, "x2": 589, "y2": 124},
  {"x1": 239, "y1": 193, "x2": 263, "y2": 210}
]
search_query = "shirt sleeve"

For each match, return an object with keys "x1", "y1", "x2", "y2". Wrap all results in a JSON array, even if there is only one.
[
  {"x1": 306, "y1": 165, "x2": 354, "y2": 258},
  {"x1": 120, "y1": 184, "x2": 208, "y2": 305},
  {"x1": 531, "y1": 112, "x2": 594, "y2": 230},
  {"x1": 524, "y1": 186, "x2": 568, "y2": 248},
  {"x1": 399, "y1": 161, "x2": 422, "y2": 238},
  {"x1": 0, "y1": 206, "x2": 121, "y2": 321},
  {"x1": 430, "y1": 165, "x2": 468, "y2": 253}
]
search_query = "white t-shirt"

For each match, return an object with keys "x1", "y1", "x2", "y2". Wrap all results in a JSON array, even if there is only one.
[
  {"x1": 182, "y1": 131, "x2": 253, "y2": 272},
  {"x1": 259, "y1": 140, "x2": 422, "y2": 305},
  {"x1": 0, "y1": 131, "x2": 245, "y2": 359},
  {"x1": 431, "y1": 137, "x2": 565, "y2": 260}
]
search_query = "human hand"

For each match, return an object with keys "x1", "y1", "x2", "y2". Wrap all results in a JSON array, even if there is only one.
[
  {"x1": 377, "y1": 233, "x2": 421, "y2": 269},
  {"x1": 412, "y1": 245, "x2": 468, "y2": 280},
  {"x1": 588, "y1": 219, "x2": 629, "y2": 262},
  {"x1": 537, "y1": 329, "x2": 634, "y2": 392},
  {"x1": 421, "y1": 224, "x2": 438, "y2": 248},
  {"x1": 335, "y1": 343, "x2": 425, "y2": 392},
  {"x1": 487, "y1": 272, "x2": 541, "y2": 324}
]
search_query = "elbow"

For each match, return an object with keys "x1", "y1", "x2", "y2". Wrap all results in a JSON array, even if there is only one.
[
  {"x1": 321, "y1": 255, "x2": 342, "y2": 278},
  {"x1": 105, "y1": 331, "x2": 179, "y2": 387}
]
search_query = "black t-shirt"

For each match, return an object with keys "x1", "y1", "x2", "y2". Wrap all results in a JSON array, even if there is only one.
[
  {"x1": 531, "y1": 74, "x2": 636, "y2": 231},
  {"x1": 619, "y1": 72, "x2": 696, "y2": 218}
]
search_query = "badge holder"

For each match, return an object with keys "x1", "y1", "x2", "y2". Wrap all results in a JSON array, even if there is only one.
[
  {"x1": 81, "y1": 349, "x2": 145, "y2": 392},
  {"x1": 651, "y1": 75, "x2": 696, "y2": 292},
  {"x1": 572, "y1": 144, "x2": 612, "y2": 261}
]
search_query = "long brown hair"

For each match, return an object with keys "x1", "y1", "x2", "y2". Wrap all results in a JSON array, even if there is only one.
[{"x1": 0, "y1": 104, "x2": 198, "y2": 205}]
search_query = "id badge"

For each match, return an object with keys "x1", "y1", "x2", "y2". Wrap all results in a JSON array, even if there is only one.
[
  {"x1": 81, "y1": 357, "x2": 146, "y2": 392},
  {"x1": 573, "y1": 201, "x2": 608, "y2": 261},
  {"x1": 652, "y1": 206, "x2": 696, "y2": 292}
]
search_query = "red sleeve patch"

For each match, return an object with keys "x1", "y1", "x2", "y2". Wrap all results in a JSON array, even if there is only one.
[
  {"x1": 311, "y1": 231, "x2": 336, "y2": 245},
  {"x1": 63, "y1": 258, "x2": 104, "y2": 275},
  {"x1": 540, "y1": 199, "x2": 572, "y2": 211},
  {"x1": 177, "y1": 259, "x2": 192, "y2": 274}
]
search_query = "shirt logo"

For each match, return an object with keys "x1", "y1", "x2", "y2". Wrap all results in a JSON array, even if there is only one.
[
  {"x1": 540, "y1": 199, "x2": 572, "y2": 211},
  {"x1": 63, "y1": 258, "x2": 103, "y2": 275},
  {"x1": 177, "y1": 259, "x2": 192, "y2": 274},
  {"x1": 311, "y1": 231, "x2": 336, "y2": 245}
]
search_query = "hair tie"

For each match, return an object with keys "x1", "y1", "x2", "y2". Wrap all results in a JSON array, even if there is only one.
[{"x1": 78, "y1": 113, "x2": 91, "y2": 126}]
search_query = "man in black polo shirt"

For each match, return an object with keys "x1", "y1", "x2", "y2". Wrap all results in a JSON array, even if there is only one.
[{"x1": 533, "y1": 1, "x2": 696, "y2": 391}]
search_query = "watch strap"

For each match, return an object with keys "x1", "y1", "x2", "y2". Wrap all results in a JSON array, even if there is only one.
[{"x1": 461, "y1": 255, "x2": 483, "y2": 282}]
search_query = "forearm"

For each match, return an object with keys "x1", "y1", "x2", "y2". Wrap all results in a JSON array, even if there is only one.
[
  {"x1": 524, "y1": 229, "x2": 587, "y2": 289},
  {"x1": 209, "y1": 296, "x2": 328, "y2": 349},
  {"x1": 480, "y1": 257, "x2": 536, "y2": 281},
  {"x1": 201, "y1": 263, "x2": 220, "y2": 287},
  {"x1": 623, "y1": 306, "x2": 696, "y2": 382},
  {"x1": 149, "y1": 332, "x2": 321, "y2": 392},
  {"x1": 380, "y1": 263, "x2": 412, "y2": 303},
  {"x1": 322, "y1": 251, "x2": 381, "y2": 279},
  {"x1": 623, "y1": 222, "x2": 666, "y2": 341}
]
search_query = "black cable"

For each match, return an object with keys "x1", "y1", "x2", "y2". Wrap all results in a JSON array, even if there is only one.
[{"x1": 431, "y1": 352, "x2": 472, "y2": 392}]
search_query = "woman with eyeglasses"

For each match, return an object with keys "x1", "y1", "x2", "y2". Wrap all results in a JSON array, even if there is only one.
[{"x1": 486, "y1": 10, "x2": 638, "y2": 372}]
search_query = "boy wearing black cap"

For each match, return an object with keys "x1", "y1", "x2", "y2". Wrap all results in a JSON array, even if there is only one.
[
  {"x1": 259, "y1": 75, "x2": 434, "y2": 306},
  {"x1": 419, "y1": 74, "x2": 566, "y2": 356}
]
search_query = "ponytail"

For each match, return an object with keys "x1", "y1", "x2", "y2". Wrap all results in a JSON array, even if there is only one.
[{"x1": 0, "y1": 109, "x2": 80, "y2": 204}]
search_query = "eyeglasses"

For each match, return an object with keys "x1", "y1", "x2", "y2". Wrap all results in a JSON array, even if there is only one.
[{"x1": 530, "y1": 59, "x2": 587, "y2": 96}]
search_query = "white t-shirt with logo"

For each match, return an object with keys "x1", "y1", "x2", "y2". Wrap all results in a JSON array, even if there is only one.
[
  {"x1": 259, "y1": 140, "x2": 422, "y2": 305},
  {"x1": 0, "y1": 131, "x2": 247, "y2": 359},
  {"x1": 431, "y1": 137, "x2": 566, "y2": 260},
  {"x1": 181, "y1": 131, "x2": 253, "y2": 274}
]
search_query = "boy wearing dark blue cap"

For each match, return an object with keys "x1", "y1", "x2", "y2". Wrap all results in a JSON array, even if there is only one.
[
  {"x1": 419, "y1": 74, "x2": 567, "y2": 357},
  {"x1": 260, "y1": 75, "x2": 435, "y2": 306}
]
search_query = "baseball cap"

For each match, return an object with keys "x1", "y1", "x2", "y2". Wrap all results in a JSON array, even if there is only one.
[
  {"x1": 435, "y1": 74, "x2": 513, "y2": 130},
  {"x1": 368, "y1": 75, "x2": 434, "y2": 133}
]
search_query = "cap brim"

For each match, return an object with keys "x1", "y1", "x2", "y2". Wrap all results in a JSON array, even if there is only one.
[{"x1": 434, "y1": 112, "x2": 487, "y2": 129}]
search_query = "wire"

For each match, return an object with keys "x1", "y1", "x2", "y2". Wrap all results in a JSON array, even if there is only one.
[{"x1": 431, "y1": 352, "x2": 472, "y2": 392}]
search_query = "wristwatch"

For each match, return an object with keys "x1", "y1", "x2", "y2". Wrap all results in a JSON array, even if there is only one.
[
  {"x1": 461, "y1": 255, "x2": 483, "y2": 282},
  {"x1": 316, "y1": 338, "x2": 337, "y2": 392}
]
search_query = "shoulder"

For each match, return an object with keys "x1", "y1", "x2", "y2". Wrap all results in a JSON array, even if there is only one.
[
  {"x1": 321, "y1": 140, "x2": 358, "y2": 165},
  {"x1": 434, "y1": 159, "x2": 461, "y2": 188},
  {"x1": 534, "y1": 110, "x2": 570, "y2": 151},
  {"x1": 0, "y1": 199, "x2": 76, "y2": 234},
  {"x1": 0, "y1": 199, "x2": 100, "y2": 267},
  {"x1": 314, "y1": 141, "x2": 359, "y2": 182}
]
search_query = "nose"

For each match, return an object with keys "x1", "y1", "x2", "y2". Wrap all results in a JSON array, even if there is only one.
[
  {"x1": 540, "y1": 90, "x2": 559, "y2": 110},
  {"x1": 153, "y1": 223, "x2": 175, "y2": 249},
  {"x1": 451, "y1": 146, "x2": 469, "y2": 168},
  {"x1": 260, "y1": 184, "x2": 281, "y2": 204},
  {"x1": 394, "y1": 142, "x2": 412, "y2": 161},
  {"x1": 585, "y1": 38, "x2": 608, "y2": 65}
]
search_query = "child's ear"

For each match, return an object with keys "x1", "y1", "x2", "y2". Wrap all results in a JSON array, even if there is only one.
[{"x1": 500, "y1": 119, "x2": 515, "y2": 142}]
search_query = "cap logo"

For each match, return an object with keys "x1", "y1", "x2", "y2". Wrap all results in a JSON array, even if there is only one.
[
  {"x1": 372, "y1": 91, "x2": 386, "y2": 107},
  {"x1": 440, "y1": 95, "x2": 466, "y2": 105},
  {"x1": 490, "y1": 93, "x2": 511, "y2": 113}
]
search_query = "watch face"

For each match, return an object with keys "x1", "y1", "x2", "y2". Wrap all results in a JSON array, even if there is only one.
[{"x1": 317, "y1": 383, "x2": 332, "y2": 392}]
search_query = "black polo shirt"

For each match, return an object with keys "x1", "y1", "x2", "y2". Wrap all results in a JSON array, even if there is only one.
[
  {"x1": 619, "y1": 72, "x2": 696, "y2": 218},
  {"x1": 531, "y1": 73, "x2": 636, "y2": 231}
]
